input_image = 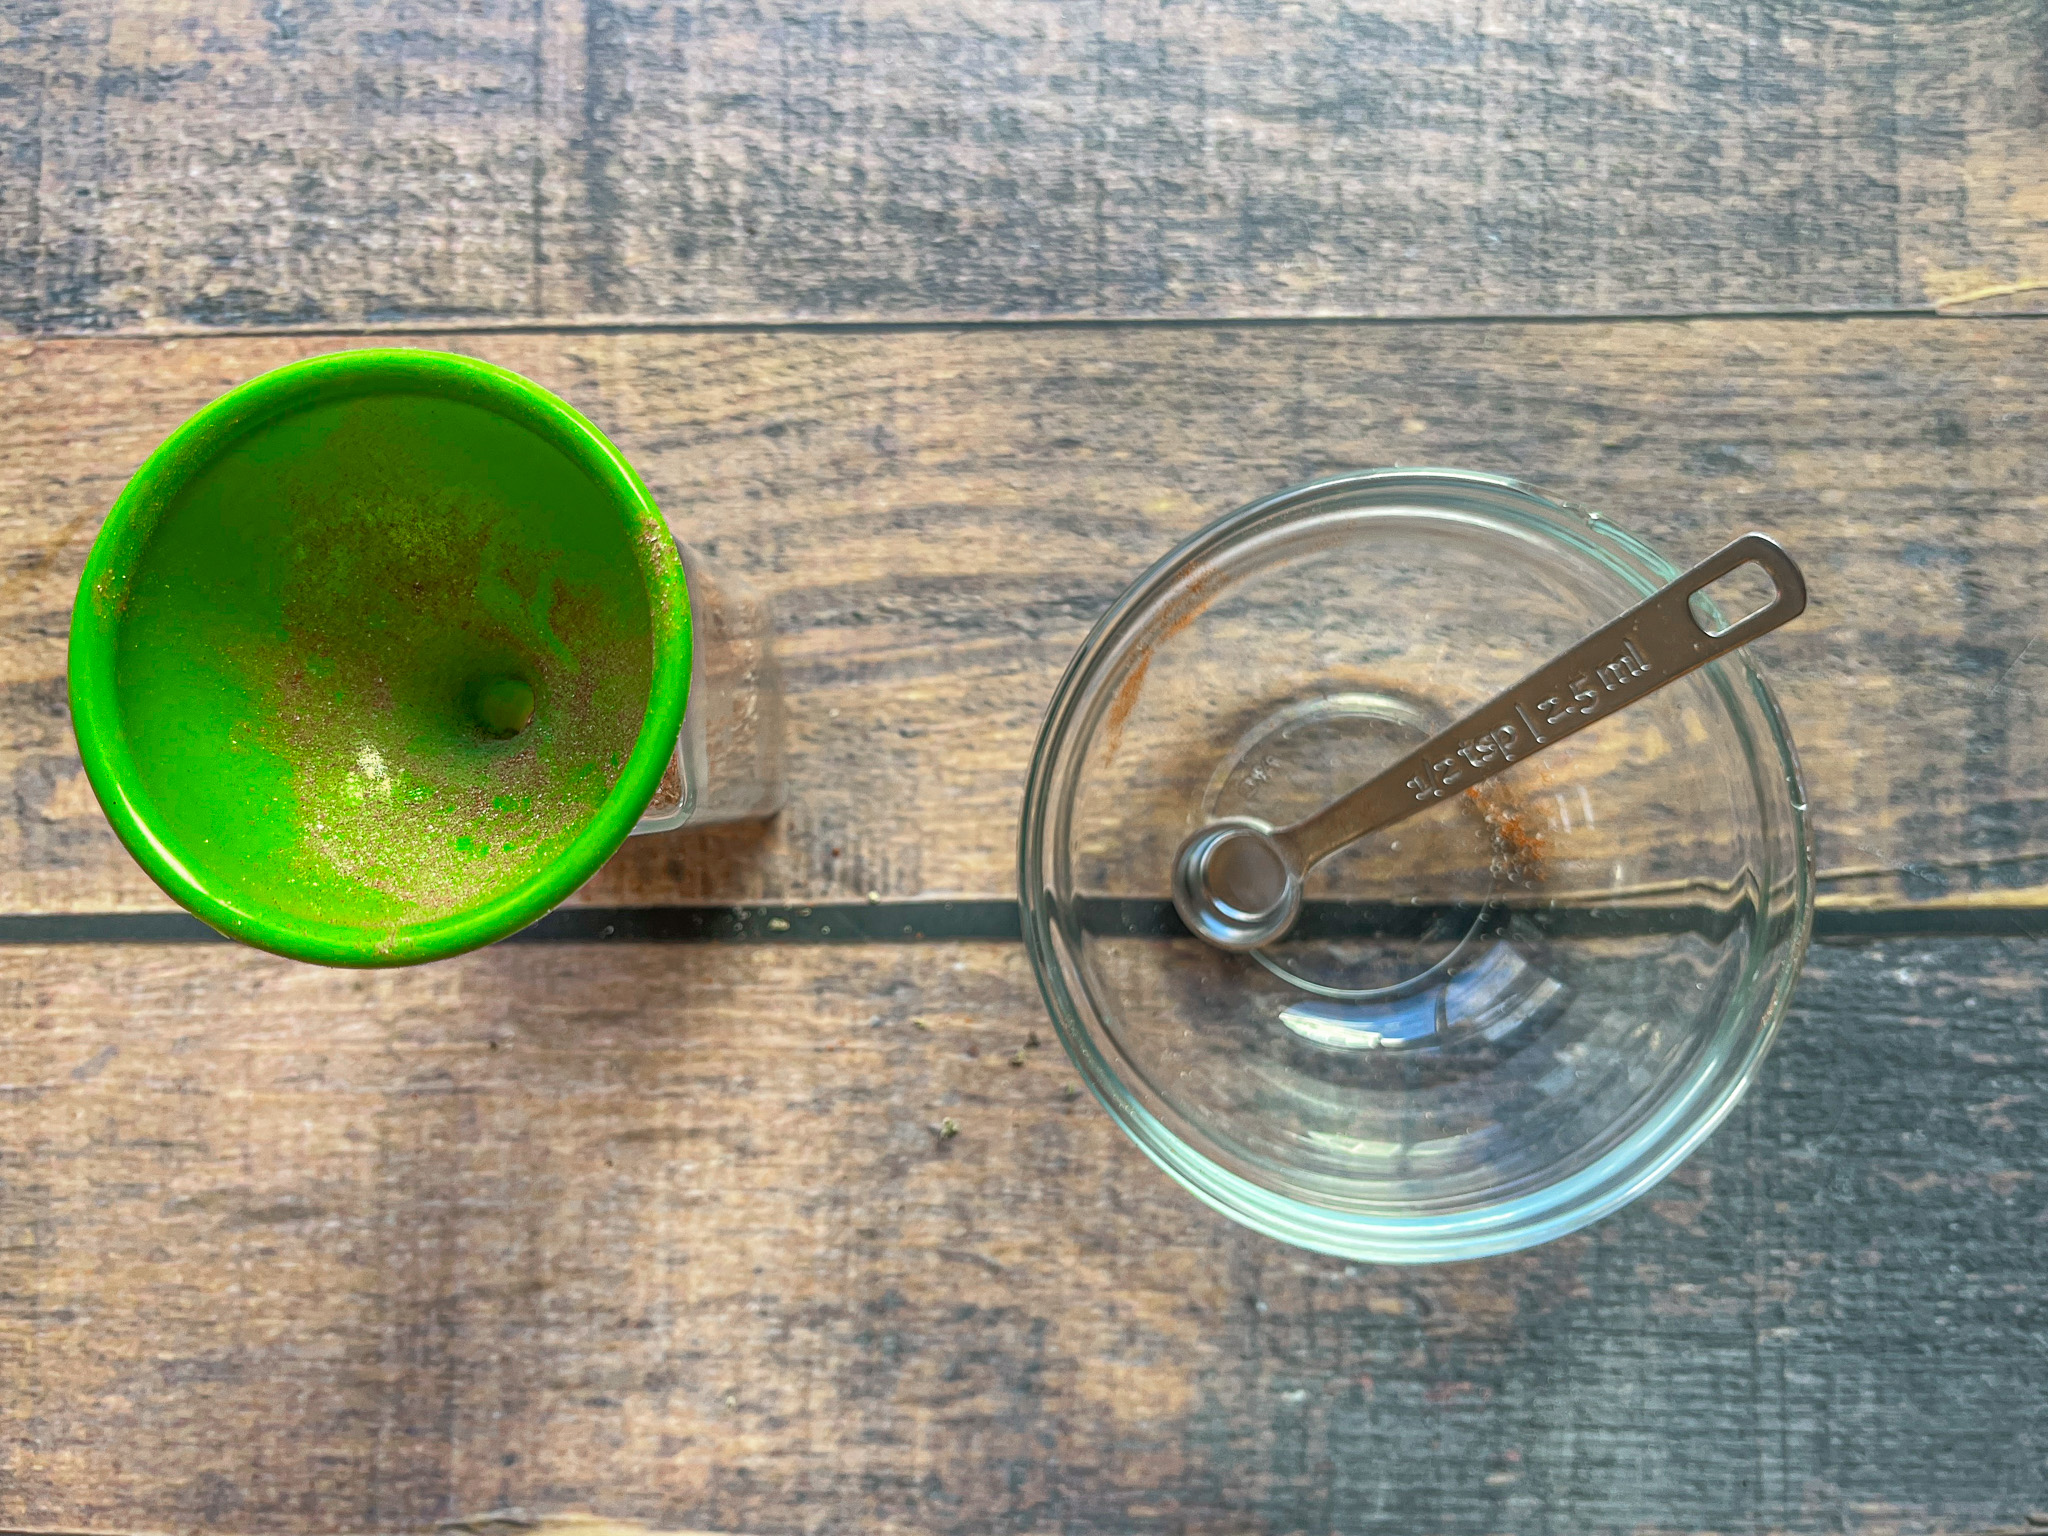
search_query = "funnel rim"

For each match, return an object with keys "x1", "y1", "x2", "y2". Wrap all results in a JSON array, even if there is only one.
[{"x1": 68, "y1": 347, "x2": 692, "y2": 967}]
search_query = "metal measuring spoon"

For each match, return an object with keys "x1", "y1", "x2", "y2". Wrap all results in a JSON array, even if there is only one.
[{"x1": 1171, "y1": 533, "x2": 1808, "y2": 951}]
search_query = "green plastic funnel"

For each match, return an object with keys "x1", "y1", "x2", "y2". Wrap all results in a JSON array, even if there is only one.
[{"x1": 67, "y1": 350, "x2": 692, "y2": 967}]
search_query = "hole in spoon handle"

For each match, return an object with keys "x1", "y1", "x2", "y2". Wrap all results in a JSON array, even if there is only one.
[
  {"x1": 1671, "y1": 532, "x2": 1807, "y2": 649},
  {"x1": 1277, "y1": 533, "x2": 1808, "y2": 872}
]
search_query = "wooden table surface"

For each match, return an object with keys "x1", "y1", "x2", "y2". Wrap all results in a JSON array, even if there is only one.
[{"x1": 4, "y1": 3, "x2": 2047, "y2": 1533}]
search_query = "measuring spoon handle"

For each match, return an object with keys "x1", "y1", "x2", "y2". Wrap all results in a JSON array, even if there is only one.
[{"x1": 1276, "y1": 533, "x2": 1807, "y2": 871}]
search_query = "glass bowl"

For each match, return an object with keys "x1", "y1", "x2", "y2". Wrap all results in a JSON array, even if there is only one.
[{"x1": 1019, "y1": 469, "x2": 1813, "y2": 1263}]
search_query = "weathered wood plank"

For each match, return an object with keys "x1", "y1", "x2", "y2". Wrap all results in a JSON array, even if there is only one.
[
  {"x1": 4, "y1": 319, "x2": 2046, "y2": 914},
  {"x1": 2, "y1": 1, "x2": 2045, "y2": 331},
  {"x1": 1, "y1": 937, "x2": 2042, "y2": 1533}
]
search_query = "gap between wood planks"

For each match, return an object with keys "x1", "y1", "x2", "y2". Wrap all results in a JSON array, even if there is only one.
[
  {"x1": 5, "y1": 1514, "x2": 2045, "y2": 1536},
  {"x1": 0, "y1": 1518, "x2": 755, "y2": 1536},
  {"x1": 8, "y1": 300, "x2": 2046, "y2": 345},
  {"x1": 0, "y1": 896, "x2": 2042, "y2": 946}
]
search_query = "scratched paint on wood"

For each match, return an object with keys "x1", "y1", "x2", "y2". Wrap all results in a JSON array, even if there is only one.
[
  {"x1": 1, "y1": 2, "x2": 2045, "y2": 329},
  {"x1": 2, "y1": 321, "x2": 2046, "y2": 914},
  {"x1": 0, "y1": 938, "x2": 2042, "y2": 1533}
]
